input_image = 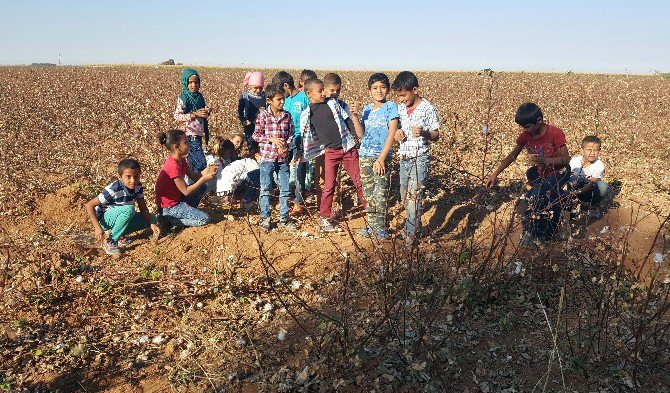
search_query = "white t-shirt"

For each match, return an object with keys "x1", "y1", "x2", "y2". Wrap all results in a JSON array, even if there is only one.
[
  {"x1": 210, "y1": 158, "x2": 259, "y2": 195},
  {"x1": 397, "y1": 98, "x2": 440, "y2": 158},
  {"x1": 570, "y1": 155, "x2": 605, "y2": 180}
]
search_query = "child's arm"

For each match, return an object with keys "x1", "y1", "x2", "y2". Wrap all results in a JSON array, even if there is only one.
[
  {"x1": 174, "y1": 98, "x2": 194, "y2": 123},
  {"x1": 178, "y1": 165, "x2": 217, "y2": 196},
  {"x1": 486, "y1": 144, "x2": 525, "y2": 189},
  {"x1": 529, "y1": 145, "x2": 570, "y2": 167},
  {"x1": 237, "y1": 95, "x2": 250, "y2": 126},
  {"x1": 136, "y1": 198, "x2": 160, "y2": 237},
  {"x1": 252, "y1": 113, "x2": 286, "y2": 151},
  {"x1": 351, "y1": 104, "x2": 365, "y2": 139},
  {"x1": 374, "y1": 118, "x2": 399, "y2": 176},
  {"x1": 84, "y1": 197, "x2": 107, "y2": 242}
]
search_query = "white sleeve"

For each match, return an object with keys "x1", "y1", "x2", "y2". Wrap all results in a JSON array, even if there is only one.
[
  {"x1": 426, "y1": 105, "x2": 440, "y2": 132},
  {"x1": 590, "y1": 161, "x2": 605, "y2": 179},
  {"x1": 569, "y1": 156, "x2": 581, "y2": 171}
]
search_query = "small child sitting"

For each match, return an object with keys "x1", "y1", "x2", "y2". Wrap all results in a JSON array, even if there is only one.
[
  {"x1": 216, "y1": 148, "x2": 262, "y2": 208},
  {"x1": 569, "y1": 135, "x2": 608, "y2": 218},
  {"x1": 85, "y1": 158, "x2": 160, "y2": 255},
  {"x1": 205, "y1": 137, "x2": 235, "y2": 193}
]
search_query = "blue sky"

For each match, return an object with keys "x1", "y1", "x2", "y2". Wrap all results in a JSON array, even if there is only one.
[{"x1": 1, "y1": 0, "x2": 668, "y2": 74}]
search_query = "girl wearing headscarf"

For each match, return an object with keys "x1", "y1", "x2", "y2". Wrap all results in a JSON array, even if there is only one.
[
  {"x1": 237, "y1": 71, "x2": 266, "y2": 150},
  {"x1": 174, "y1": 68, "x2": 210, "y2": 182}
]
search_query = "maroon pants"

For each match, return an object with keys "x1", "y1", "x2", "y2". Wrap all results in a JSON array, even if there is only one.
[{"x1": 319, "y1": 148, "x2": 367, "y2": 218}]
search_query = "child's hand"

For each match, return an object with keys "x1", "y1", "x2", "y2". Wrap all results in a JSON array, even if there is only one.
[
  {"x1": 95, "y1": 227, "x2": 107, "y2": 242},
  {"x1": 150, "y1": 223, "x2": 161, "y2": 238},
  {"x1": 245, "y1": 120, "x2": 252, "y2": 126},
  {"x1": 485, "y1": 174, "x2": 498, "y2": 189},
  {"x1": 373, "y1": 159, "x2": 386, "y2": 176},
  {"x1": 412, "y1": 126, "x2": 424, "y2": 138},
  {"x1": 528, "y1": 154, "x2": 543, "y2": 165},
  {"x1": 394, "y1": 129, "x2": 407, "y2": 142},
  {"x1": 269, "y1": 137, "x2": 286, "y2": 151},
  {"x1": 350, "y1": 102, "x2": 362, "y2": 118},
  {"x1": 195, "y1": 108, "x2": 209, "y2": 118}
]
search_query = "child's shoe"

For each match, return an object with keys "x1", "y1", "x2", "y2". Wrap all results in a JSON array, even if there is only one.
[
  {"x1": 318, "y1": 217, "x2": 340, "y2": 232},
  {"x1": 117, "y1": 236, "x2": 132, "y2": 247},
  {"x1": 259, "y1": 217, "x2": 272, "y2": 231},
  {"x1": 278, "y1": 217, "x2": 299, "y2": 230},
  {"x1": 375, "y1": 229, "x2": 391, "y2": 240},
  {"x1": 102, "y1": 240, "x2": 121, "y2": 255},
  {"x1": 357, "y1": 226, "x2": 373, "y2": 238},
  {"x1": 291, "y1": 204, "x2": 308, "y2": 216},
  {"x1": 519, "y1": 232, "x2": 538, "y2": 249}
]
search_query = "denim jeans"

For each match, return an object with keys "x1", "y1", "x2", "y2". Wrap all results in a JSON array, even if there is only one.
[
  {"x1": 523, "y1": 165, "x2": 570, "y2": 238},
  {"x1": 187, "y1": 136, "x2": 206, "y2": 185},
  {"x1": 259, "y1": 160, "x2": 290, "y2": 220},
  {"x1": 162, "y1": 183, "x2": 210, "y2": 227},
  {"x1": 569, "y1": 176, "x2": 609, "y2": 207},
  {"x1": 98, "y1": 205, "x2": 152, "y2": 241},
  {"x1": 399, "y1": 155, "x2": 429, "y2": 238},
  {"x1": 241, "y1": 168, "x2": 260, "y2": 202}
]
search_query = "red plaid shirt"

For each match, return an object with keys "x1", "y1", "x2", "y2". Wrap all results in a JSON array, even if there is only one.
[{"x1": 252, "y1": 108, "x2": 294, "y2": 162}]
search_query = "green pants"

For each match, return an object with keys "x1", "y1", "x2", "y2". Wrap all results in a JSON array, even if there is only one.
[
  {"x1": 98, "y1": 205, "x2": 151, "y2": 241},
  {"x1": 359, "y1": 157, "x2": 389, "y2": 231}
]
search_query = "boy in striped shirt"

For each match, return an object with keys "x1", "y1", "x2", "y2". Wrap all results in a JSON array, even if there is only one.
[{"x1": 85, "y1": 158, "x2": 160, "y2": 255}]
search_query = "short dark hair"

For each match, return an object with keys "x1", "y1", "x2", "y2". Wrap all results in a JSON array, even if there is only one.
[
  {"x1": 323, "y1": 73, "x2": 342, "y2": 86},
  {"x1": 118, "y1": 158, "x2": 141, "y2": 175},
  {"x1": 368, "y1": 72, "x2": 390, "y2": 89},
  {"x1": 391, "y1": 71, "x2": 419, "y2": 91},
  {"x1": 582, "y1": 135, "x2": 602, "y2": 147},
  {"x1": 272, "y1": 71, "x2": 295, "y2": 90},
  {"x1": 514, "y1": 103, "x2": 544, "y2": 125},
  {"x1": 300, "y1": 69, "x2": 317, "y2": 83},
  {"x1": 157, "y1": 129, "x2": 186, "y2": 151},
  {"x1": 303, "y1": 78, "x2": 323, "y2": 93},
  {"x1": 264, "y1": 83, "x2": 285, "y2": 99}
]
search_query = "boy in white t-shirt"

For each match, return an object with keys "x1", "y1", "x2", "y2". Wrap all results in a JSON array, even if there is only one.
[{"x1": 569, "y1": 135, "x2": 609, "y2": 218}]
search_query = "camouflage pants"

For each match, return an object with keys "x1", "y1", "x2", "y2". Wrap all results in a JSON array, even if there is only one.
[{"x1": 359, "y1": 157, "x2": 389, "y2": 230}]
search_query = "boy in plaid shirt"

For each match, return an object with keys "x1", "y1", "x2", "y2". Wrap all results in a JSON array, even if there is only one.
[
  {"x1": 253, "y1": 83, "x2": 298, "y2": 231},
  {"x1": 85, "y1": 158, "x2": 160, "y2": 255}
]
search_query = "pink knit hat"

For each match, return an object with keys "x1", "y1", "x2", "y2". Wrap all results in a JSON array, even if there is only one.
[{"x1": 243, "y1": 71, "x2": 265, "y2": 88}]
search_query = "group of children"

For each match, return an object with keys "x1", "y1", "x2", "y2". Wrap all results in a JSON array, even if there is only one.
[{"x1": 85, "y1": 69, "x2": 607, "y2": 254}]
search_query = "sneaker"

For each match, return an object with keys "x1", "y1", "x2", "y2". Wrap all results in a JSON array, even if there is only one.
[
  {"x1": 102, "y1": 240, "x2": 121, "y2": 255},
  {"x1": 520, "y1": 232, "x2": 538, "y2": 249},
  {"x1": 259, "y1": 217, "x2": 272, "y2": 231},
  {"x1": 588, "y1": 208, "x2": 601, "y2": 219},
  {"x1": 278, "y1": 217, "x2": 299, "y2": 230},
  {"x1": 291, "y1": 204, "x2": 308, "y2": 216},
  {"x1": 357, "y1": 226, "x2": 373, "y2": 238},
  {"x1": 375, "y1": 229, "x2": 391, "y2": 240},
  {"x1": 117, "y1": 236, "x2": 132, "y2": 247},
  {"x1": 319, "y1": 217, "x2": 340, "y2": 232}
]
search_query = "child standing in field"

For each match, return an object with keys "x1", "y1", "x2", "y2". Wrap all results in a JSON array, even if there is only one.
[
  {"x1": 272, "y1": 71, "x2": 311, "y2": 215},
  {"x1": 485, "y1": 102, "x2": 570, "y2": 247},
  {"x1": 238, "y1": 71, "x2": 266, "y2": 151},
  {"x1": 323, "y1": 73, "x2": 351, "y2": 218},
  {"x1": 174, "y1": 68, "x2": 211, "y2": 182},
  {"x1": 356, "y1": 73, "x2": 399, "y2": 240},
  {"x1": 85, "y1": 159, "x2": 160, "y2": 255},
  {"x1": 155, "y1": 129, "x2": 218, "y2": 228},
  {"x1": 569, "y1": 135, "x2": 608, "y2": 218},
  {"x1": 392, "y1": 71, "x2": 440, "y2": 245},
  {"x1": 252, "y1": 83, "x2": 298, "y2": 231},
  {"x1": 298, "y1": 78, "x2": 367, "y2": 232}
]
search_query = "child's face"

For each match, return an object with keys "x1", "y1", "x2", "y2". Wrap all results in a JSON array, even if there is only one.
[
  {"x1": 231, "y1": 135, "x2": 244, "y2": 151},
  {"x1": 249, "y1": 85, "x2": 263, "y2": 95},
  {"x1": 325, "y1": 83, "x2": 341, "y2": 99},
  {"x1": 306, "y1": 83, "x2": 325, "y2": 104},
  {"x1": 118, "y1": 168, "x2": 141, "y2": 190},
  {"x1": 369, "y1": 81, "x2": 389, "y2": 103},
  {"x1": 187, "y1": 75, "x2": 200, "y2": 93},
  {"x1": 394, "y1": 87, "x2": 419, "y2": 108},
  {"x1": 519, "y1": 121, "x2": 542, "y2": 136},
  {"x1": 175, "y1": 137, "x2": 190, "y2": 156},
  {"x1": 267, "y1": 93, "x2": 285, "y2": 112},
  {"x1": 581, "y1": 142, "x2": 601, "y2": 163}
]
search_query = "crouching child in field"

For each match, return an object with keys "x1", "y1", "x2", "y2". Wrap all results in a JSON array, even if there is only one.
[
  {"x1": 155, "y1": 129, "x2": 218, "y2": 229},
  {"x1": 210, "y1": 146, "x2": 262, "y2": 209},
  {"x1": 85, "y1": 158, "x2": 160, "y2": 255},
  {"x1": 569, "y1": 135, "x2": 608, "y2": 218},
  {"x1": 485, "y1": 103, "x2": 570, "y2": 247}
]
